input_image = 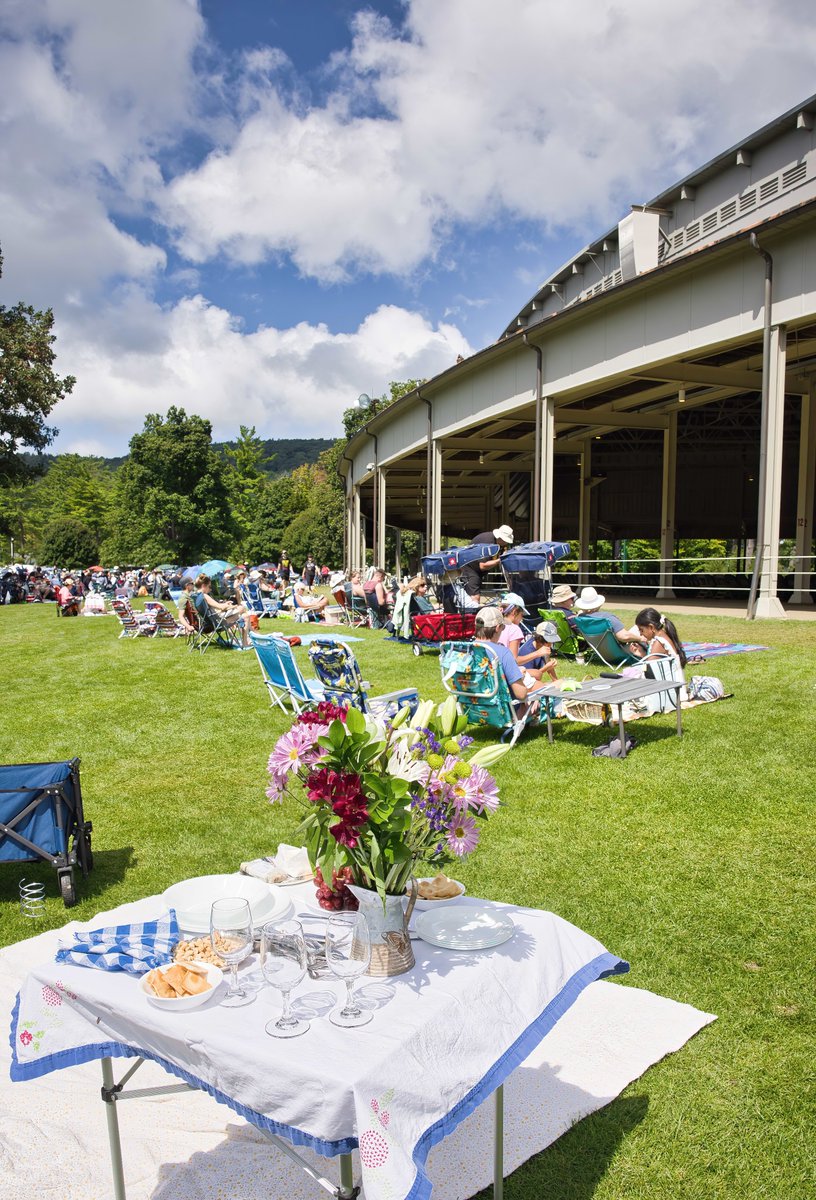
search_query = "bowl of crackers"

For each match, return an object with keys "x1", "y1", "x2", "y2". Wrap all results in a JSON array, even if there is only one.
[
  {"x1": 140, "y1": 961, "x2": 223, "y2": 1010},
  {"x1": 412, "y1": 873, "x2": 466, "y2": 910}
]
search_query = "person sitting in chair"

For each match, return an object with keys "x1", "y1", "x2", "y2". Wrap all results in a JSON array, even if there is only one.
[
  {"x1": 194, "y1": 574, "x2": 250, "y2": 647},
  {"x1": 550, "y1": 584, "x2": 580, "y2": 634},
  {"x1": 574, "y1": 586, "x2": 647, "y2": 651},
  {"x1": 293, "y1": 580, "x2": 329, "y2": 619},
  {"x1": 363, "y1": 568, "x2": 391, "y2": 628},
  {"x1": 474, "y1": 606, "x2": 546, "y2": 707},
  {"x1": 404, "y1": 575, "x2": 436, "y2": 615}
]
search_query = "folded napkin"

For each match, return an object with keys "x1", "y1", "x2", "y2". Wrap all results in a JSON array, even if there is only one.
[
  {"x1": 54, "y1": 910, "x2": 179, "y2": 976},
  {"x1": 240, "y1": 844, "x2": 311, "y2": 884}
]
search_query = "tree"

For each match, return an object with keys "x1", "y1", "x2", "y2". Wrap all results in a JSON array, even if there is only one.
[
  {"x1": 341, "y1": 379, "x2": 424, "y2": 441},
  {"x1": 0, "y1": 247, "x2": 75, "y2": 485},
  {"x1": 40, "y1": 516, "x2": 98, "y2": 567},
  {"x1": 224, "y1": 425, "x2": 273, "y2": 558},
  {"x1": 103, "y1": 407, "x2": 235, "y2": 564}
]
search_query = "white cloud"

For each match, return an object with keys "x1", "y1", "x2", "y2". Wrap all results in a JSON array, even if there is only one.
[
  {"x1": 160, "y1": 0, "x2": 816, "y2": 280},
  {"x1": 52, "y1": 296, "x2": 472, "y2": 454}
]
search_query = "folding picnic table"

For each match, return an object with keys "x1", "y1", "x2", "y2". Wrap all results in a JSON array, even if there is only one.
[
  {"x1": 538, "y1": 677, "x2": 684, "y2": 757},
  {"x1": 11, "y1": 888, "x2": 627, "y2": 1200}
]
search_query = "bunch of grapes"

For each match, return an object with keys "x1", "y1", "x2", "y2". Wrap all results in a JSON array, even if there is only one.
[{"x1": 314, "y1": 866, "x2": 359, "y2": 911}]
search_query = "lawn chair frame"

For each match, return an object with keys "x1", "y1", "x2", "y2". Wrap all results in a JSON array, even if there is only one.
[
  {"x1": 439, "y1": 640, "x2": 534, "y2": 747},
  {"x1": 250, "y1": 633, "x2": 324, "y2": 714}
]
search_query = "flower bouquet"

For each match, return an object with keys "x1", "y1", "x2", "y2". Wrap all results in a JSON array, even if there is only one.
[{"x1": 266, "y1": 697, "x2": 510, "y2": 910}]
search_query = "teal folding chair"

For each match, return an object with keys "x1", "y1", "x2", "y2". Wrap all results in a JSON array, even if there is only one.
[
  {"x1": 573, "y1": 614, "x2": 642, "y2": 669},
  {"x1": 439, "y1": 641, "x2": 534, "y2": 747},
  {"x1": 307, "y1": 638, "x2": 418, "y2": 720},
  {"x1": 250, "y1": 633, "x2": 324, "y2": 714}
]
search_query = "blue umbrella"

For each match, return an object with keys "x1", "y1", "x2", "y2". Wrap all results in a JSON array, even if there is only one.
[
  {"x1": 199, "y1": 559, "x2": 235, "y2": 576},
  {"x1": 181, "y1": 564, "x2": 202, "y2": 581}
]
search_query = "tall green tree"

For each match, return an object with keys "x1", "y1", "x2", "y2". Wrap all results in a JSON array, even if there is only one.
[
  {"x1": 0, "y1": 247, "x2": 75, "y2": 486},
  {"x1": 103, "y1": 407, "x2": 235, "y2": 564},
  {"x1": 40, "y1": 516, "x2": 98, "y2": 567},
  {"x1": 28, "y1": 454, "x2": 114, "y2": 545},
  {"x1": 223, "y1": 425, "x2": 273, "y2": 558}
]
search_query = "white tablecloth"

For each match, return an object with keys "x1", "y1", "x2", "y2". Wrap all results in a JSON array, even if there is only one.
[{"x1": 10, "y1": 888, "x2": 627, "y2": 1200}]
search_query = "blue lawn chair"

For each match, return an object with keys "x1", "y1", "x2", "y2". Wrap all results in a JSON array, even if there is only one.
[
  {"x1": 250, "y1": 633, "x2": 324, "y2": 714},
  {"x1": 240, "y1": 582, "x2": 279, "y2": 618},
  {"x1": 574, "y1": 614, "x2": 642, "y2": 669},
  {"x1": 307, "y1": 638, "x2": 418, "y2": 720},
  {"x1": 439, "y1": 641, "x2": 536, "y2": 747},
  {"x1": 0, "y1": 758, "x2": 92, "y2": 906}
]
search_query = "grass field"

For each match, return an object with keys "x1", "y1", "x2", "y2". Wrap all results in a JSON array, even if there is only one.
[{"x1": 0, "y1": 602, "x2": 813, "y2": 1199}]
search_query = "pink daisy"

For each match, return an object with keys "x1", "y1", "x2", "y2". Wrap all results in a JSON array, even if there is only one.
[
  {"x1": 446, "y1": 812, "x2": 480, "y2": 856},
  {"x1": 466, "y1": 765, "x2": 500, "y2": 814},
  {"x1": 267, "y1": 726, "x2": 313, "y2": 779}
]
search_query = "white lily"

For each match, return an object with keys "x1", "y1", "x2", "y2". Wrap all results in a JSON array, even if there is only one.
[
  {"x1": 409, "y1": 699, "x2": 435, "y2": 731},
  {"x1": 468, "y1": 743, "x2": 512, "y2": 769},
  {"x1": 437, "y1": 695, "x2": 459, "y2": 737},
  {"x1": 387, "y1": 744, "x2": 431, "y2": 784}
]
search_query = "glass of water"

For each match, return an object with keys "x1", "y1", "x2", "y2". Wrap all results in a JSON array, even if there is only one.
[
  {"x1": 210, "y1": 898, "x2": 254, "y2": 1007},
  {"x1": 325, "y1": 911, "x2": 372, "y2": 1028},
  {"x1": 261, "y1": 918, "x2": 310, "y2": 1038}
]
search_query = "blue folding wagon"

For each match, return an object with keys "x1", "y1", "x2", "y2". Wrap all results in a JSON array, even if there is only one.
[{"x1": 0, "y1": 758, "x2": 93, "y2": 907}]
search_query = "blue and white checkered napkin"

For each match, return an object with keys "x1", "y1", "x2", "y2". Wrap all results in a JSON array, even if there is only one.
[{"x1": 54, "y1": 910, "x2": 180, "y2": 976}]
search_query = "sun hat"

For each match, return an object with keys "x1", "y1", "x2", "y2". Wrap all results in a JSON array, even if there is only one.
[
  {"x1": 249, "y1": 570, "x2": 261, "y2": 581},
  {"x1": 534, "y1": 620, "x2": 561, "y2": 643},
  {"x1": 574, "y1": 586, "x2": 605, "y2": 611},
  {"x1": 476, "y1": 606, "x2": 502, "y2": 629},
  {"x1": 551, "y1": 583, "x2": 577, "y2": 605},
  {"x1": 492, "y1": 525, "x2": 514, "y2": 545},
  {"x1": 500, "y1": 591, "x2": 529, "y2": 615}
]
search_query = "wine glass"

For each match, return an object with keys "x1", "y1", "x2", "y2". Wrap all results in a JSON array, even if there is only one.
[
  {"x1": 325, "y1": 911, "x2": 372, "y2": 1028},
  {"x1": 210, "y1": 898, "x2": 254, "y2": 1007},
  {"x1": 261, "y1": 919, "x2": 310, "y2": 1038}
]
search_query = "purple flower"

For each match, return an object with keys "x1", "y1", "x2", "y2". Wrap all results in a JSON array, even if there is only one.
[
  {"x1": 265, "y1": 779, "x2": 286, "y2": 805},
  {"x1": 466, "y1": 765, "x2": 500, "y2": 814},
  {"x1": 268, "y1": 726, "x2": 314, "y2": 779},
  {"x1": 447, "y1": 813, "x2": 479, "y2": 856}
]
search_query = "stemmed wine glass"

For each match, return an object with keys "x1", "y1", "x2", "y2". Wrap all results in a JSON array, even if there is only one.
[
  {"x1": 261, "y1": 919, "x2": 310, "y2": 1038},
  {"x1": 325, "y1": 911, "x2": 372, "y2": 1028},
  {"x1": 210, "y1": 898, "x2": 254, "y2": 1007}
]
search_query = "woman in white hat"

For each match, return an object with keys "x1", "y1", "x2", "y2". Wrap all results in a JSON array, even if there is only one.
[{"x1": 574, "y1": 586, "x2": 647, "y2": 650}]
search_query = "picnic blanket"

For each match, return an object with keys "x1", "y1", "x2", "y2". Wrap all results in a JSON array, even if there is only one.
[{"x1": 683, "y1": 641, "x2": 768, "y2": 659}]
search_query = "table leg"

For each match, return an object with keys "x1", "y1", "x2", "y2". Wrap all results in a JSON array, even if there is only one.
[
  {"x1": 676, "y1": 688, "x2": 683, "y2": 738},
  {"x1": 338, "y1": 1153, "x2": 357, "y2": 1200},
  {"x1": 617, "y1": 706, "x2": 627, "y2": 758},
  {"x1": 493, "y1": 1084, "x2": 504, "y2": 1199},
  {"x1": 545, "y1": 700, "x2": 553, "y2": 743},
  {"x1": 101, "y1": 1057, "x2": 127, "y2": 1200}
]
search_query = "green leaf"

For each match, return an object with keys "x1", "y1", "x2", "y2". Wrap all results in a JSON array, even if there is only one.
[{"x1": 344, "y1": 706, "x2": 366, "y2": 734}]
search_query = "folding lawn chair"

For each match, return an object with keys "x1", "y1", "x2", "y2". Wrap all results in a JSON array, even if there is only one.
[
  {"x1": 240, "y1": 582, "x2": 279, "y2": 618},
  {"x1": 111, "y1": 598, "x2": 156, "y2": 639},
  {"x1": 0, "y1": 758, "x2": 92, "y2": 907},
  {"x1": 537, "y1": 608, "x2": 583, "y2": 659},
  {"x1": 307, "y1": 638, "x2": 418, "y2": 720},
  {"x1": 439, "y1": 640, "x2": 536, "y2": 748},
  {"x1": 151, "y1": 602, "x2": 191, "y2": 640},
  {"x1": 190, "y1": 591, "x2": 241, "y2": 654},
  {"x1": 332, "y1": 585, "x2": 368, "y2": 628},
  {"x1": 574, "y1": 614, "x2": 643, "y2": 670},
  {"x1": 249, "y1": 632, "x2": 324, "y2": 714}
]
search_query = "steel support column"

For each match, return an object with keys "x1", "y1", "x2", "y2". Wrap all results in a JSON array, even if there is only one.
[
  {"x1": 351, "y1": 488, "x2": 361, "y2": 571},
  {"x1": 755, "y1": 325, "x2": 787, "y2": 618},
  {"x1": 394, "y1": 528, "x2": 402, "y2": 581},
  {"x1": 578, "y1": 441, "x2": 592, "y2": 585},
  {"x1": 431, "y1": 440, "x2": 443, "y2": 551},
  {"x1": 538, "y1": 397, "x2": 555, "y2": 541},
  {"x1": 657, "y1": 408, "x2": 678, "y2": 600},
  {"x1": 791, "y1": 385, "x2": 816, "y2": 604},
  {"x1": 375, "y1": 467, "x2": 387, "y2": 568}
]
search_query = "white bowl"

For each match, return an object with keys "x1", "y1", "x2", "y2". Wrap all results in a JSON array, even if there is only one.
[
  {"x1": 412, "y1": 878, "x2": 466, "y2": 910},
  {"x1": 162, "y1": 874, "x2": 287, "y2": 934},
  {"x1": 140, "y1": 961, "x2": 223, "y2": 1010}
]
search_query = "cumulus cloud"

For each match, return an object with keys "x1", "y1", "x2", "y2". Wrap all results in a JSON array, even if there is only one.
[
  {"x1": 161, "y1": 0, "x2": 816, "y2": 279},
  {"x1": 52, "y1": 296, "x2": 472, "y2": 455}
]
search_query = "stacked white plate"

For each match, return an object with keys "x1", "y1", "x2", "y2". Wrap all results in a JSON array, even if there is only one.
[{"x1": 162, "y1": 874, "x2": 290, "y2": 934}]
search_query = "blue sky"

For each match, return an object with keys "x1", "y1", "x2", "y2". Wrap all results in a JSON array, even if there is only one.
[{"x1": 2, "y1": 0, "x2": 815, "y2": 456}]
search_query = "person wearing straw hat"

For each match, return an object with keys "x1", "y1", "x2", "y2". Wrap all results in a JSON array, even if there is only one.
[
  {"x1": 460, "y1": 524, "x2": 514, "y2": 603},
  {"x1": 574, "y1": 586, "x2": 648, "y2": 649},
  {"x1": 550, "y1": 583, "x2": 580, "y2": 633}
]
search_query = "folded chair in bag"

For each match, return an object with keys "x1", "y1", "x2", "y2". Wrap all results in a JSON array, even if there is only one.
[
  {"x1": 439, "y1": 641, "x2": 535, "y2": 748},
  {"x1": 250, "y1": 633, "x2": 324, "y2": 714},
  {"x1": 0, "y1": 758, "x2": 92, "y2": 907},
  {"x1": 307, "y1": 638, "x2": 418, "y2": 720},
  {"x1": 111, "y1": 598, "x2": 156, "y2": 639},
  {"x1": 191, "y1": 591, "x2": 241, "y2": 653},
  {"x1": 574, "y1": 614, "x2": 642, "y2": 670}
]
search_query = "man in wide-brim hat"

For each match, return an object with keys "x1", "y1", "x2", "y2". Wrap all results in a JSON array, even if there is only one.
[{"x1": 459, "y1": 524, "x2": 515, "y2": 604}]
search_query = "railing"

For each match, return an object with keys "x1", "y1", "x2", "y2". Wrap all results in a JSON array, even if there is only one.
[{"x1": 487, "y1": 553, "x2": 816, "y2": 602}]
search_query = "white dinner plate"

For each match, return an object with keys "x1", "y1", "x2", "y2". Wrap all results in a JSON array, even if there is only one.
[
  {"x1": 414, "y1": 904, "x2": 515, "y2": 950},
  {"x1": 162, "y1": 874, "x2": 290, "y2": 934}
]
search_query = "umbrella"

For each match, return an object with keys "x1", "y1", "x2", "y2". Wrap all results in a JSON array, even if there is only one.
[
  {"x1": 253, "y1": 562, "x2": 277, "y2": 571},
  {"x1": 154, "y1": 563, "x2": 178, "y2": 573},
  {"x1": 199, "y1": 559, "x2": 235, "y2": 576},
  {"x1": 181, "y1": 564, "x2": 202, "y2": 581}
]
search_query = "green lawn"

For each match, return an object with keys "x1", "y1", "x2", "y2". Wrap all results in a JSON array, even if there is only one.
[{"x1": 0, "y1": 603, "x2": 813, "y2": 1198}]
